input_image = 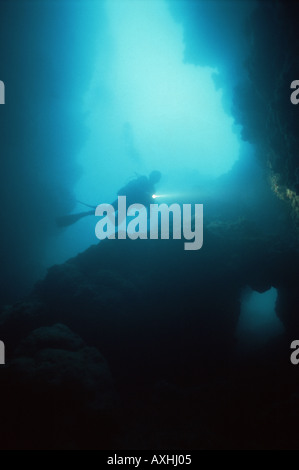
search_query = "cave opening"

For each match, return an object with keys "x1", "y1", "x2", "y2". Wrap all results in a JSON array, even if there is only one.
[{"x1": 237, "y1": 287, "x2": 285, "y2": 352}]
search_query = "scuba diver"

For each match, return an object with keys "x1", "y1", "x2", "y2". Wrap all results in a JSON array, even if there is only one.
[
  {"x1": 56, "y1": 170, "x2": 162, "y2": 228},
  {"x1": 112, "y1": 170, "x2": 161, "y2": 210}
]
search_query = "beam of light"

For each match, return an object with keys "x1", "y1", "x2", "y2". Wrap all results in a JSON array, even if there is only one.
[
  {"x1": 151, "y1": 193, "x2": 191, "y2": 202},
  {"x1": 152, "y1": 194, "x2": 169, "y2": 199},
  {"x1": 152, "y1": 193, "x2": 184, "y2": 200}
]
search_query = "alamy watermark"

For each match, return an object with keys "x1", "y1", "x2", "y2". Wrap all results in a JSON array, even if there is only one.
[
  {"x1": 95, "y1": 196, "x2": 203, "y2": 251},
  {"x1": 0, "y1": 341, "x2": 5, "y2": 365},
  {"x1": 0, "y1": 80, "x2": 5, "y2": 104},
  {"x1": 291, "y1": 80, "x2": 299, "y2": 105}
]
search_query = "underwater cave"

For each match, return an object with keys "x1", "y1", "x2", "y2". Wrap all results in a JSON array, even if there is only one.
[{"x1": 0, "y1": 0, "x2": 299, "y2": 451}]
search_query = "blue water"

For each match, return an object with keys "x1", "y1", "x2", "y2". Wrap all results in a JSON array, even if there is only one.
[
  {"x1": 237, "y1": 288, "x2": 284, "y2": 351},
  {"x1": 45, "y1": 0, "x2": 244, "y2": 267}
]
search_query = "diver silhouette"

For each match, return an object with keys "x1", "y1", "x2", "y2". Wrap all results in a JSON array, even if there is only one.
[
  {"x1": 56, "y1": 171, "x2": 161, "y2": 228},
  {"x1": 112, "y1": 170, "x2": 161, "y2": 210}
]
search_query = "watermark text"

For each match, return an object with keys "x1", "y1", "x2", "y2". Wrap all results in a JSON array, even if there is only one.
[
  {"x1": 95, "y1": 196, "x2": 203, "y2": 251},
  {"x1": 0, "y1": 341, "x2": 5, "y2": 365},
  {"x1": 0, "y1": 80, "x2": 5, "y2": 104}
]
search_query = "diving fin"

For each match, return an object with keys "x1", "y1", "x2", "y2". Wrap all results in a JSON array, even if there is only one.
[{"x1": 56, "y1": 210, "x2": 94, "y2": 228}]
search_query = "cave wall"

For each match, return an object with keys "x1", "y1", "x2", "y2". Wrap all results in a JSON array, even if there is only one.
[{"x1": 233, "y1": 0, "x2": 299, "y2": 227}]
